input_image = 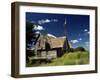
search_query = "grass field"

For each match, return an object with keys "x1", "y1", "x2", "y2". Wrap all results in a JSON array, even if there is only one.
[{"x1": 26, "y1": 51, "x2": 89, "y2": 67}]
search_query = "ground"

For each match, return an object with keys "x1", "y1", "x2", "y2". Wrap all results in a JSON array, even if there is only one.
[{"x1": 26, "y1": 51, "x2": 89, "y2": 67}]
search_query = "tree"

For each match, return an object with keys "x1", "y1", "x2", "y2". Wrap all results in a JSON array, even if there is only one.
[
  {"x1": 26, "y1": 21, "x2": 40, "y2": 63},
  {"x1": 26, "y1": 21, "x2": 40, "y2": 48}
]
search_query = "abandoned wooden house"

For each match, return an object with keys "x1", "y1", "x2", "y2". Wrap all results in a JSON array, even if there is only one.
[{"x1": 33, "y1": 34, "x2": 70, "y2": 59}]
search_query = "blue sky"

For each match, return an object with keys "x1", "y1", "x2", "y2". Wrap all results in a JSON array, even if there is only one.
[{"x1": 26, "y1": 12, "x2": 90, "y2": 50}]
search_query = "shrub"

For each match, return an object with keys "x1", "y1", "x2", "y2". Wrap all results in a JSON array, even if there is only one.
[
  {"x1": 26, "y1": 50, "x2": 35, "y2": 63},
  {"x1": 68, "y1": 48, "x2": 74, "y2": 52},
  {"x1": 75, "y1": 47, "x2": 86, "y2": 52}
]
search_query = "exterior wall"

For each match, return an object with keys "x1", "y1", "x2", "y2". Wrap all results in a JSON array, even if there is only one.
[
  {"x1": 37, "y1": 50, "x2": 57, "y2": 59},
  {"x1": 57, "y1": 48, "x2": 63, "y2": 57},
  {"x1": 48, "y1": 51, "x2": 57, "y2": 59}
]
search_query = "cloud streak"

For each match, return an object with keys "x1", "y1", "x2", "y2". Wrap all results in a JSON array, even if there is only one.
[
  {"x1": 83, "y1": 29, "x2": 90, "y2": 35},
  {"x1": 84, "y1": 29, "x2": 88, "y2": 32},
  {"x1": 71, "y1": 37, "x2": 82, "y2": 44},
  {"x1": 85, "y1": 42, "x2": 89, "y2": 46},
  {"x1": 34, "y1": 25, "x2": 44, "y2": 30},
  {"x1": 38, "y1": 19, "x2": 58, "y2": 24},
  {"x1": 84, "y1": 31, "x2": 90, "y2": 35},
  {"x1": 71, "y1": 40, "x2": 79, "y2": 44},
  {"x1": 79, "y1": 38, "x2": 82, "y2": 41}
]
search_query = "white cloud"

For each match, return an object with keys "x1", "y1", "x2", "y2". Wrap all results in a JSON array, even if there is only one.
[
  {"x1": 38, "y1": 19, "x2": 58, "y2": 24},
  {"x1": 34, "y1": 25, "x2": 44, "y2": 30},
  {"x1": 79, "y1": 38, "x2": 82, "y2": 41},
  {"x1": 38, "y1": 20, "x2": 45, "y2": 24},
  {"x1": 52, "y1": 19, "x2": 58, "y2": 22},
  {"x1": 84, "y1": 28, "x2": 90, "y2": 35},
  {"x1": 38, "y1": 19, "x2": 50, "y2": 24},
  {"x1": 35, "y1": 31, "x2": 40, "y2": 34},
  {"x1": 84, "y1": 31, "x2": 90, "y2": 35},
  {"x1": 87, "y1": 31, "x2": 90, "y2": 34},
  {"x1": 45, "y1": 19, "x2": 51, "y2": 23},
  {"x1": 85, "y1": 42, "x2": 89, "y2": 46},
  {"x1": 84, "y1": 29, "x2": 88, "y2": 32},
  {"x1": 71, "y1": 40, "x2": 79, "y2": 44}
]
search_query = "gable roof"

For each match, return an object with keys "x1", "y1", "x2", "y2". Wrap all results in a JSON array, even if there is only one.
[
  {"x1": 36, "y1": 35, "x2": 66, "y2": 50},
  {"x1": 48, "y1": 37, "x2": 66, "y2": 48}
]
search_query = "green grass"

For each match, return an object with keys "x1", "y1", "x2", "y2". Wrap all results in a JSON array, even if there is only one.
[
  {"x1": 27, "y1": 51, "x2": 89, "y2": 67},
  {"x1": 42, "y1": 51, "x2": 89, "y2": 66}
]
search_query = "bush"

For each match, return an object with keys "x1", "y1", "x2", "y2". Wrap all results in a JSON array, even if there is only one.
[
  {"x1": 75, "y1": 47, "x2": 86, "y2": 52},
  {"x1": 26, "y1": 50, "x2": 35, "y2": 63},
  {"x1": 68, "y1": 48, "x2": 74, "y2": 52}
]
